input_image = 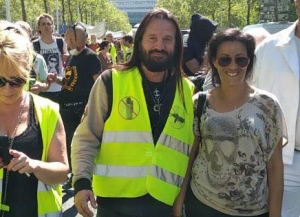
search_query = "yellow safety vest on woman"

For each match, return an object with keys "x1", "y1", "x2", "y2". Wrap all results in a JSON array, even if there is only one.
[
  {"x1": 93, "y1": 67, "x2": 194, "y2": 206},
  {"x1": 0, "y1": 94, "x2": 62, "y2": 217}
]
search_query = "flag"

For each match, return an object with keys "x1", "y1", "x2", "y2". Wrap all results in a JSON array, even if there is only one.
[{"x1": 61, "y1": 20, "x2": 67, "y2": 34}]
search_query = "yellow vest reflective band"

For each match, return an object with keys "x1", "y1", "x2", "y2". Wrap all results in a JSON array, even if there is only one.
[
  {"x1": 0, "y1": 94, "x2": 62, "y2": 216},
  {"x1": 93, "y1": 67, "x2": 194, "y2": 205}
]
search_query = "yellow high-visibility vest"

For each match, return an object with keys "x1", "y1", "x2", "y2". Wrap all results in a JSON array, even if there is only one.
[
  {"x1": 93, "y1": 67, "x2": 194, "y2": 205},
  {"x1": 0, "y1": 94, "x2": 62, "y2": 217}
]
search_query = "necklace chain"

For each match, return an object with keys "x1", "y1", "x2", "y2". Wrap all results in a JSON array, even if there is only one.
[
  {"x1": 2, "y1": 93, "x2": 27, "y2": 217},
  {"x1": 145, "y1": 76, "x2": 166, "y2": 115}
]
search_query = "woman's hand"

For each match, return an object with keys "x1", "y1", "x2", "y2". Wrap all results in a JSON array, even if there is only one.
[{"x1": 6, "y1": 149, "x2": 38, "y2": 175}]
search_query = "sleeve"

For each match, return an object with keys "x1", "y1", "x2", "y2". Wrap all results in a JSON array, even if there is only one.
[
  {"x1": 71, "y1": 75, "x2": 109, "y2": 185},
  {"x1": 88, "y1": 53, "x2": 102, "y2": 76},
  {"x1": 62, "y1": 38, "x2": 68, "y2": 54},
  {"x1": 37, "y1": 54, "x2": 48, "y2": 81},
  {"x1": 262, "y1": 95, "x2": 288, "y2": 162}
]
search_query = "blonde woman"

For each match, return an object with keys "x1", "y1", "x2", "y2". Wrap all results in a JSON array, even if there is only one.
[{"x1": 0, "y1": 22, "x2": 69, "y2": 217}]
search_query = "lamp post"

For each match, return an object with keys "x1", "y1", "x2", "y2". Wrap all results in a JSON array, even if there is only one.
[
  {"x1": 56, "y1": 0, "x2": 59, "y2": 34},
  {"x1": 6, "y1": 0, "x2": 11, "y2": 22}
]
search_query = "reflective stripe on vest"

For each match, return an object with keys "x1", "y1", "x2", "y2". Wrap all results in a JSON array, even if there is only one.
[
  {"x1": 0, "y1": 94, "x2": 62, "y2": 215},
  {"x1": 94, "y1": 164, "x2": 184, "y2": 188},
  {"x1": 102, "y1": 131, "x2": 191, "y2": 155},
  {"x1": 94, "y1": 165, "x2": 149, "y2": 177},
  {"x1": 38, "y1": 211, "x2": 62, "y2": 217}
]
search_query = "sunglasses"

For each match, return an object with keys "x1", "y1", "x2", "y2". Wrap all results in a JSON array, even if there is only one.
[
  {"x1": 0, "y1": 76, "x2": 26, "y2": 88},
  {"x1": 41, "y1": 22, "x2": 52, "y2": 27},
  {"x1": 217, "y1": 56, "x2": 250, "y2": 68}
]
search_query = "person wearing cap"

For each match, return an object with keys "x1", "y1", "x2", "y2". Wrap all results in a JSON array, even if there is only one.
[{"x1": 183, "y1": 14, "x2": 217, "y2": 76}]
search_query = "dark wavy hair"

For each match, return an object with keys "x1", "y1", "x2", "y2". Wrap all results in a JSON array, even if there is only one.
[
  {"x1": 208, "y1": 28, "x2": 256, "y2": 87},
  {"x1": 123, "y1": 8, "x2": 187, "y2": 101}
]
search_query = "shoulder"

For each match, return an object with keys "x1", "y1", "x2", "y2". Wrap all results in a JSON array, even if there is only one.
[
  {"x1": 256, "y1": 22, "x2": 296, "y2": 51},
  {"x1": 253, "y1": 87, "x2": 280, "y2": 105}
]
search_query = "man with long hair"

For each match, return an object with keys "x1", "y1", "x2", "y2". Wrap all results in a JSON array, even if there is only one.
[{"x1": 71, "y1": 8, "x2": 195, "y2": 217}]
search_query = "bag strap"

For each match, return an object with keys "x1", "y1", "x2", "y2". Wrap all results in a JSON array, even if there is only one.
[
  {"x1": 196, "y1": 92, "x2": 207, "y2": 134},
  {"x1": 56, "y1": 37, "x2": 64, "y2": 54},
  {"x1": 32, "y1": 39, "x2": 41, "y2": 53}
]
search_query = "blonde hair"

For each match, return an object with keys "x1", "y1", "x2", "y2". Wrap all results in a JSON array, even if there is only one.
[
  {"x1": 0, "y1": 22, "x2": 34, "y2": 81},
  {"x1": 15, "y1": 20, "x2": 33, "y2": 39}
]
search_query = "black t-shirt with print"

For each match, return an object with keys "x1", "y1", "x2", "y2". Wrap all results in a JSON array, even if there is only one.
[{"x1": 61, "y1": 48, "x2": 101, "y2": 102}]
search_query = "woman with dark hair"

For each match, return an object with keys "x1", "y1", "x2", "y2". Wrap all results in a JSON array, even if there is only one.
[
  {"x1": 98, "y1": 40, "x2": 113, "y2": 72},
  {"x1": 173, "y1": 29, "x2": 287, "y2": 217}
]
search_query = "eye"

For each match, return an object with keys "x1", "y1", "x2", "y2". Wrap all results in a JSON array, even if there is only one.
[
  {"x1": 163, "y1": 37, "x2": 173, "y2": 44},
  {"x1": 148, "y1": 36, "x2": 157, "y2": 42}
]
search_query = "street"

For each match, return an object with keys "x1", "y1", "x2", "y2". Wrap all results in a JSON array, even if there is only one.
[{"x1": 63, "y1": 189, "x2": 97, "y2": 217}]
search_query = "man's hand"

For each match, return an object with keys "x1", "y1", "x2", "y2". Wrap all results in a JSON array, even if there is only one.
[
  {"x1": 74, "y1": 189, "x2": 97, "y2": 217},
  {"x1": 30, "y1": 81, "x2": 50, "y2": 94}
]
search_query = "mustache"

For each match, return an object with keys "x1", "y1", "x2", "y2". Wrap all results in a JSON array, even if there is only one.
[{"x1": 149, "y1": 49, "x2": 168, "y2": 55}]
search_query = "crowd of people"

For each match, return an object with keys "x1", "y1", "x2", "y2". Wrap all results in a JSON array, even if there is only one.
[{"x1": 0, "y1": 0, "x2": 300, "y2": 216}]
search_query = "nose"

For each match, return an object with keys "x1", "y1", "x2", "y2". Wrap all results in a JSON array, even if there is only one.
[
  {"x1": 228, "y1": 60, "x2": 239, "y2": 69},
  {"x1": 154, "y1": 39, "x2": 166, "y2": 50}
]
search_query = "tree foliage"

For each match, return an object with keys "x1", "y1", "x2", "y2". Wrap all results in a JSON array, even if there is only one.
[
  {"x1": 157, "y1": 0, "x2": 295, "y2": 30},
  {"x1": 0, "y1": 0, "x2": 132, "y2": 34}
]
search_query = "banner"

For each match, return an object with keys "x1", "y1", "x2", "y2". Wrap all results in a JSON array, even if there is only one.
[{"x1": 86, "y1": 20, "x2": 106, "y2": 38}]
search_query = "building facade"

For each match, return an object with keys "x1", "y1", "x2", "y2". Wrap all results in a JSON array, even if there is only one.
[
  {"x1": 259, "y1": 0, "x2": 291, "y2": 22},
  {"x1": 111, "y1": 0, "x2": 157, "y2": 26}
]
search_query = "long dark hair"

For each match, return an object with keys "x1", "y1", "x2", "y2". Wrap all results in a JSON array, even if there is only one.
[{"x1": 123, "y1": 8, "x2": 187, "y2": 105}]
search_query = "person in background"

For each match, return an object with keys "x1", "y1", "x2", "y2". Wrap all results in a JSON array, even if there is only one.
[
  {"x1": 183, "y1": 14, "x2": 217, "y2": 76},
  {"x1": 98, "y1": 40, "x2": 113, "y2": 72},
  {"x1": 33, "y1": 13, "x2": 68, "y2": 103},
  {"x1": 15, "y1": 20, "x2": 50, "y2": 94},
  {"x1": 121, "y1": 35, "x2": 134, "y2": 61},
  {"x1": 105, "y1": 31, "x2": 117, "y2": 64},
  {"x1": 0, "y1": 22, "x2": 68, "y2": 217},
  {"x1": 71, "y1": 8, "x2": 195, "y2": 217},
  {"x1": 89, "y1": 34, "x2": 101, "y2": 53},
  {"x1": 243, "y1": 27, "x2": 271, "y2": 46},
  {"x1": 115, "y1": 40, "x2": 124, "y2": 64},
  {"x1": 174, "y1": 28, "x2": 287, "y2": 217},
  {"x1": 253, "y1": 0, "x2": 300, "y2": 216},
  {"x1": 52, "y1": 22, "x2": 102, "y2": 190}
]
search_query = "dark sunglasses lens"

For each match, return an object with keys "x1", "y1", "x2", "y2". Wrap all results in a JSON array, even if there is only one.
[
  {"x1": 10, "y1": 77, "x2": 26, "y2": 87},
  {"x1": 235, "y1": 57, "x2": 249, "y2": 67},
  {"x1": 218, "y1": 57, "x2": 232, "y2": 67},
  {"x1": 0, "y1": 77, "x2": 25, "y2": 87},
  {"x1": 0, "y1": 78, "x2": 6, "y2": 87}
]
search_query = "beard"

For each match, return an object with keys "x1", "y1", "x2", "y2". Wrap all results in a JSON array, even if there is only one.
[{"x1": 140, "y1": 46, "x2": 174, "y2": 72}]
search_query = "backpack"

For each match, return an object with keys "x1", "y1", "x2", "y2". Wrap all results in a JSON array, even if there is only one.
[{"x1": 32, "y1": 37, "x2": 64, "y2": 55}]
